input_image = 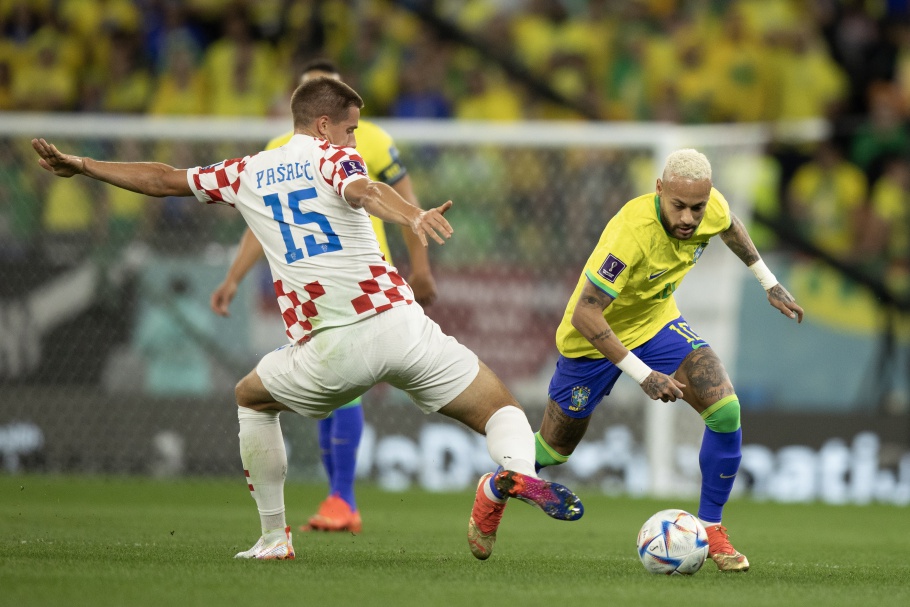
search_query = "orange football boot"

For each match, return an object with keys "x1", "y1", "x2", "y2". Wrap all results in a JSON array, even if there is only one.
[
  {"x1": 706, "y1": 524, "x2": 750, "y2": 572},
  {"x1": 301, "y1": 495, "x2": 362, "y2": 533}
]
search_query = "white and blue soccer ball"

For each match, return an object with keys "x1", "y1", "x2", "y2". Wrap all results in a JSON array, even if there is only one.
[{"x1": 636, "y1": 509, "x2": 709, "y2": 575}]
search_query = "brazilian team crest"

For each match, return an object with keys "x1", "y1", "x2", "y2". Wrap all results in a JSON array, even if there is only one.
[
  {"x1": 569, "y1": 386, "x2": 591, "y2": 412},
  {"x1": 692, "y1": 241, "x2": 708, "y2": 263}
]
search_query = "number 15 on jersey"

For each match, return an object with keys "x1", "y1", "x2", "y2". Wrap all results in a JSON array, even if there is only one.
[{"x1": 263, "y1": 187, "x2": 343, "y2": 264}]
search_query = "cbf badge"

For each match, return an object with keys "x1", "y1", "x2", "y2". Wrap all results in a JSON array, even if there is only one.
[
  {"x1": 569, "y1": 386, "x2": 591, "y2": 412},
  {"x1": 692, "y1": 241, "x2": 708, "y2": 263}
]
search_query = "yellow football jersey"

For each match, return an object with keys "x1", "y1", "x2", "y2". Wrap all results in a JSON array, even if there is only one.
[
  {"x1": 265, "y1": 120, "x2": 406, "y2": 262},
  {"x1": 556, "y1": 188, "x2": 732, "y2": 357}
]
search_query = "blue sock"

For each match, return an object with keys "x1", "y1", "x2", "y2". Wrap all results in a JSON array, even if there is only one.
[
  {"x1": 317, "y1": 415, "x2": 334, "y2": 489},
  {"x1": 698, "y1": 427, "x2": 742, "y2": 523},
  {"x1": 329, "y1": 404, "x2": 363, "y2": 510}
]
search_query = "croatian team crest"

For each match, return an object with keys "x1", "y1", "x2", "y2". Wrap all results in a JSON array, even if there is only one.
[
  {"x1": 569, "y1": 386, "x2": 591, "y2": 412},
  {"x1": 692, "y1": 241, "x2": 708, "y2": 263},
  {"x1": 340, "y1": 159, "x2": 366, "y2": 179},
  {"x1": 597, "y1": 254, "x2": 626, "y2": 283}
]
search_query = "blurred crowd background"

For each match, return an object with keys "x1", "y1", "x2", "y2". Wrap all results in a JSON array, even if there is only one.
[
  {"x1": 0, "y1": 0, "x2": 908, "y2": 298},
  {"x1": 3, "y1": 0, "x2": 910, "y2": 122}
]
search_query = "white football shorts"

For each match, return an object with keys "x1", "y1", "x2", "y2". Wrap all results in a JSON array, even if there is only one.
[{"x1": 256, "y1": 304, "x2": 479, "y2": 418}]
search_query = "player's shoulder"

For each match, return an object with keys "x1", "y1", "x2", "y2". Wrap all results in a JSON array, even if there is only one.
[
  {"x1": 707, "y1": 187, "x2": 732, "y2": 224},
  {"x1": 357, "y1": 120, "x2": 397, "y2": 159},
  {"x1": 614, "y1": 192, "x2": 656, "y2": 226},
  {"x1": 709, "y1": 187, "x2": 730, "y2": 208},
  {"x1": 265, "y1": 130, "x2": 294, "y2": 151},
  {"x1": 357, "y1": 119, "x2": 394, "y2": 146}
]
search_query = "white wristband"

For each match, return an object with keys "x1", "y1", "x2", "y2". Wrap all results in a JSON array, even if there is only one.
[
  {"x1": 616, "y1": 352, "x2": 653, "y2": 385},
  {"x1": 748, "y1": 259, "x2": 778, "y2": 291}
]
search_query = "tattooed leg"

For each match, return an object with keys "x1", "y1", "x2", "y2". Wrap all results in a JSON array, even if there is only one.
[
  {"x1": 674, "y1": 347, "x2": 735, "y2": 413},
  {"x1": 538, "y1": 398, "x2": 591, "y2": 458}
]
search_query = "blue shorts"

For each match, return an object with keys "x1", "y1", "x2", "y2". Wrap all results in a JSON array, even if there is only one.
[{"x1": 547, "y1": 316, "x2": 710, "y2": 419}]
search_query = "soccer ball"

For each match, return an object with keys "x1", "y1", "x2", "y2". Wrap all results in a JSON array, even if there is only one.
[{"x1": 636, "y1": 509, "x2": 709, "y2": 575}]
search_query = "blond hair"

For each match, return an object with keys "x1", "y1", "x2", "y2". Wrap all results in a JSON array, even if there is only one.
[{"x1": 662, "y1": 148, "x2": 712, "y2": 182}]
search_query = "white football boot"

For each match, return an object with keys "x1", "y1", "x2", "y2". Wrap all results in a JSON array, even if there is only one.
[{"x1": 234, "y1": 525, "x2": 295, "y2": 560}]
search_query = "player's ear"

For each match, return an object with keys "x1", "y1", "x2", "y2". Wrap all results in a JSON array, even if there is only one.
[{"x1": 316, "y1": 116, "x2": 329, "y2": 138}]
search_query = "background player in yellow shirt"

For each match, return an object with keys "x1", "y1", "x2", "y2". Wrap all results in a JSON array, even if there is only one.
[
  {"x1": 210, "y1": 60, "x2": 437, "y2": 535},
  {"x1": 469, "y1": 149, "x2": 804, "y2": 570}
]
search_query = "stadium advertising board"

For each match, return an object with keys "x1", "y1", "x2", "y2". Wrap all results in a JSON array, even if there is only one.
[{"x1": 2, "y1": 388, "x2": 908, "y2": 506}]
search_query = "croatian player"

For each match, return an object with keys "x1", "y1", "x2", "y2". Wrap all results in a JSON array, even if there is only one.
[
  {"x1": 32, "y1": 77, "x2": 584, "y2": 560},
  {"x1": 209, "y1": 59, "x2": 437, "y2": 535},
  {"x1": 469, "y1": 149, "x2": 803, "y2": 570}
]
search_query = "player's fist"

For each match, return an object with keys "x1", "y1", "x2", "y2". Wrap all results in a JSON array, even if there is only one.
[{"x1": 641, "y1": 372, "x2": 686, "y2": 402}]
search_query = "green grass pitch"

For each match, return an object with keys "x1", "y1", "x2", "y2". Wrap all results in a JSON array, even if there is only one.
[{"x1": 1, "y1": 475, "x2": 908, "y2": 607}]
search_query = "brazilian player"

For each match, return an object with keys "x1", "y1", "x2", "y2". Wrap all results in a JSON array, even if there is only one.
[
  {"x1": 468, "y1": 149, "x2": 804, "y2": 570},
  {"x1": 210, "y1": 60, "x2": 437, "y2": 535}
]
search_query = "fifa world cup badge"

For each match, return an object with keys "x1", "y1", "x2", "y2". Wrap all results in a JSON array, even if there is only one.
[{"x1": 569, "y1": 386, "x2": 591, "y2": 412}]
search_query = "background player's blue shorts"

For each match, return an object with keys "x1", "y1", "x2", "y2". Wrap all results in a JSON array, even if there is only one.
[{"x1": 547, "y1": 316, "x2": 710, "y2": 419}]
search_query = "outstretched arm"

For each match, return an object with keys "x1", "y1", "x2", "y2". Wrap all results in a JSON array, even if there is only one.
[
  {"x1": 344, "y1": 178, "x2": 453, "y2": 247},
  {"x1": 390, "y1": 174, "x2": 437, "y2": 306},
  {"x1": 32, "y1": 138, "x2": 192, "y2": 197},
  {"x1": 210, "y1": 228, "x2": 265, "y2": 317},
  {"x1": 720, "y1": 212, "x2": 804, "y2": 323},
  {"x1": 571, "y1": 280, "x2": 686, "y2": 402}
]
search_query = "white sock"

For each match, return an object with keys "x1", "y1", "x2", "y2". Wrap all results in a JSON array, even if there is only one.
[
  {"x1": 238, "y1": 407, "x2": 287, "y2": 533},
  {"x1": 484, "y1": 405, "x2": 536, "y2": 478}
]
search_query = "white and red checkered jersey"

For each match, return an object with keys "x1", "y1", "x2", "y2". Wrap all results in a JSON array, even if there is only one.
[{"x1": 186, "y1": 134, "x2": 414, "y2": 343}]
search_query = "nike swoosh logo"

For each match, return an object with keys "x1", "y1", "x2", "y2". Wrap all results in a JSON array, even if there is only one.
[
  {"x1": 719, "y1": 473, "x2": 736, "y2": 479},
  {"x1": 648, "y1": 269, "x2": 669, "y2": 280}
]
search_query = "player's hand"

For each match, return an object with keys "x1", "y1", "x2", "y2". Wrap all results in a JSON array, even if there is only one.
[
  {"x1": 411, "y1": 200, "x2": 453, "y2": 246},
  {"x1": 408, "y1": 269, "x2": 438, "y2": 307},
  {"x1": 641, "y1": 372, "x2": 686, "y2": 402},
  {"x1": 210, "y1": 279, "x2": 238, "y2": 317},
  {"x1": 31, "y1": 138, "x2": 85, "y2": 178},
  {"x1": 767, "y1": 284, "x2": 803, "y2": 323}
]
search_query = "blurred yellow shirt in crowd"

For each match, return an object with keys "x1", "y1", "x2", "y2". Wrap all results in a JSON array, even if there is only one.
[
  {"x1": 148, "y1": 73, "x2": 207, "y2": 115},
  {"x1": 202, "y1": 39, "x2": 277, "y2": 116},
  {"x1": 102, "y1": 71, "x2": 153, "y2": 114},
  {"x1": 870, "y1": 175, "x2": 910, "y2": 260},
  {"x1": 788, "y1": 159, "x2": 867, "y2": 255},
  {"x1": 58, "y1": 0, "x2": 140, "y2": 39},
  {"x1": 42, "y1": 179, "x2": 94, "y2": 233},
  {"x1": 773, "y1": 39, "x2": 848, "y2": 120}
]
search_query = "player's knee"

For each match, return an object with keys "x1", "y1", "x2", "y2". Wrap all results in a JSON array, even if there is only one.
[
  {"x1": 234, "y1": 371, "x2": 274, "y2": 409},
  {"x1": 234, "y1": 377, "x2": 251, "y2": 407},
  {"x1": 701, "y1": 395, "x2": 741, "y2": 433}
]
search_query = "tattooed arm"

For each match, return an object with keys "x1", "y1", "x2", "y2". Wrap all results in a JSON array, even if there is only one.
[
  {"x1": 570, "y1": 280, "x2": 686, "y2": 402},
  {"x1": 719, "y1": 213, "x2": 761, "y2": 265},
  {"x1": 720, "y1": 212, "x2": 804, "y2": 323}
]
